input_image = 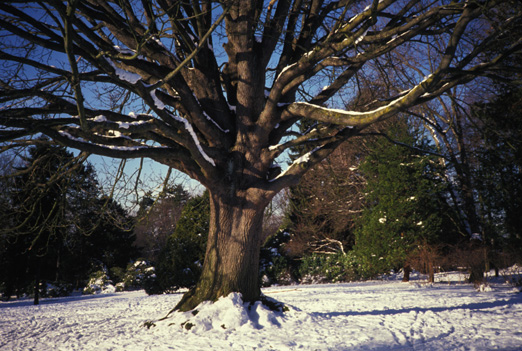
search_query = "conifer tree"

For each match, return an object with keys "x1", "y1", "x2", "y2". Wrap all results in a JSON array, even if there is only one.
[
  {"x1": 475, "y1": 87, "x2": 522, "y2": 263},
  {"x1": 354, "y1": 119, "x2": 449, "y2": 280}
]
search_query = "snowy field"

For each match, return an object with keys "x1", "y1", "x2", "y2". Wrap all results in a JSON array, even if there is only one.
[{"x1": 1, "y1": 270, "x2": 522, "y2": 351}]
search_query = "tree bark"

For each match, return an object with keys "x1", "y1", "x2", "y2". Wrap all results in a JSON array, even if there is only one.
[
  {"x1": 34, "y1": 262, "x2": 41, "y2": 306},
  {"x1": 402, "y1": 264, "x2": 411, "y2": 282},
  {"x1": 174, "y1": 191, "x2": 266, "y2": 312}
]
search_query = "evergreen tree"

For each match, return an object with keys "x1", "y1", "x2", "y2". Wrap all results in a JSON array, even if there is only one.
[
  {"x1": 0, "y1": 143, "x2": 137, "y2": 301},
  {"x1": 0, "y1": 143, "x2": 89, "y2": 302},
  {"x1": 353, "y1": 120, "x2": 450, "y2": 281}
]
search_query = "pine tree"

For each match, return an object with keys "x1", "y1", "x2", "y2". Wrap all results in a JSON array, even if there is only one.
[
  {"x1": 353, "y1": 119, "x2": 448, "y2": 281},
  {"x1": 0, "y1": 143, "x2": 89, "y2": 302}
]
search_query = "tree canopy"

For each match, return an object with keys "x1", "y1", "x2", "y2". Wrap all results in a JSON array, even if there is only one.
[{"x1": 1, "y1": 1, "x2": 520, "y2": 190}]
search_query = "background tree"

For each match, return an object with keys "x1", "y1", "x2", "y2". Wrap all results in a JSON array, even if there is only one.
[
  {"x1": 283, "y1": 138, "x2": 367, "y2": 258},
  {"x1": 134, "y1": 184, "x2": 190, "y2": 262},
  {"x1": 0, "y1": 143, "x2": 93, "y2": 303},
  {"x1": 151, "y1": 191, "x2": 209, "y2": 294},
  {"x1": 412, "y1": 85, "x2": 522, "y2": 282},
  {"x1": 474, "y1": 87, "x2": 522, "y2": 265},
  {"x1": 353, "y1": 119, "x2": 456, "y2": 281},
  {"x1": 0, "y1": 143, "x2": 136, "y2": 301},
  {"x1": 1, "y1": 0, "x2": 521, "y2": 311}
]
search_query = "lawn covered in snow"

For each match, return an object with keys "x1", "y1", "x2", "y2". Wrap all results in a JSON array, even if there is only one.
[{"x1": 1, "y1": 270, "x2": 521, "y2": 351}]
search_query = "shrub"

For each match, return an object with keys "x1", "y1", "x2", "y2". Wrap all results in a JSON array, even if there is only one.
[
  {"x1": 298, "y1": 252, "x2": 359, "y2": 284},
  {"x1": 116, "y1": 260, "x2": 156, "y2": 292},
  {"x1": 259, "y1": 229, "x2": 297, "y2": 286},
  {"x1": 41, "y1": 282, "x2": 73, "y2": 298},
  {"x1": 83, "y1": 267, "x2": 115, "y2": 295}
]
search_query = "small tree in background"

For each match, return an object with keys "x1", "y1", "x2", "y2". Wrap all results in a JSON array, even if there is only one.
[
  {"x1": 474, "y1": 87, "x2": 522, "y2": 268},
  {"x1": 134, "y1": 185, "x2": 190, "y2": 262},
  {"x1": 0, "y1": 143, "x2": 96, "y2": 302},
  {"x1": 150, "y1": 191, "x2": 209, "y2": 294},
  {"x1": 283, "y1": 138, "x2": 368, "y2": 258},
  {"x1": 353, "y1": 119, "x2": 449, "y2": 281}
]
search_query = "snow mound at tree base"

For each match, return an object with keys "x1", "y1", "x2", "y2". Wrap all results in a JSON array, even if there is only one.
[{"x1": 153, "y1": 292, "x2": 291, "y2": 332}]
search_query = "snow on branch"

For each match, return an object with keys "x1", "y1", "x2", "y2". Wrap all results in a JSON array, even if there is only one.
[
  {"x1": 106, "y1": 58, "x2": 141, "y2": 84},
  {"x1": 270, "y1": 146, "x2": 321, "y2": 182},
  {"x1": 150, "y1": 90, "x2": 165, "y2": 110},
  {"x1": 57, "y1": 130, "x2": 162, "y2": 152},
  {"x1": 167, "y1": 112, "x2": 216, "y2": 167},
  {"x1": 287, "y1": 74, "x2": 435, "y2": 127}
]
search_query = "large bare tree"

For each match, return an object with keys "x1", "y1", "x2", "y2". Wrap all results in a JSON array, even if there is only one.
[{"x1": 1, "y1": 0, "x2": 521, "y2": 311}]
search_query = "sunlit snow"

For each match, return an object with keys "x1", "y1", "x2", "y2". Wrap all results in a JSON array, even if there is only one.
[
  {"x1": 1, "y1": 270, "x2": 521, "y2": 350},
  {"x1": 106, "y1": 58, "x2": 141, "y2": 84}
]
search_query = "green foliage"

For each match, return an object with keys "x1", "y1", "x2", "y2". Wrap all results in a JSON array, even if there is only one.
[
  {"x1": 40, "y1": 282, "x2": 74, "y2": 298},
  {"x1": 114, "y1": 260, "x2": 156, "y2": 292},
  {"x1": 148, "y1": 191, "x2": 209, "y2": 294},
  {"x1": 82, "y1": 267, "x2": 115, "y2": 295},
  {"x1": 134, "y1": 185, "x2": 190, "y2": 262},
  {"x1": 353, "y1": 120, "x2": 448, "y2": 278},
  {"x1": 298, "y1": 252, "x2": 359, "y2": 284},
  {"x1": 259, "y1": 229, "x2": 297, "y2": 286}
]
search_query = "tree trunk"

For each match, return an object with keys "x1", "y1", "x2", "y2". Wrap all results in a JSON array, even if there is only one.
[
  {"x1": 34, "y1": 262, "x2": 41, "y2": 306},
  {"x1": 402, "y1": 264, "x2": 411, "y2": 282},
  {"x1": 174, "y1": 191, "x2": 267, "y2": 312},
  {"x1": 428, "y1": 261, "x2": 435, "y2": 283}
]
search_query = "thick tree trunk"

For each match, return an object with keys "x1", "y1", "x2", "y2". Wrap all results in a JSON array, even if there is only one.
[{"x1": 174, "y1": 191, "x2": 267, "y2": 312}]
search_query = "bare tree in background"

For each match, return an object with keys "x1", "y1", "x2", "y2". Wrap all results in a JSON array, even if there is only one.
[
  {"x1": 1, "y1": 0, "x2": 521, "y2": 311},
  {"x1": 284, "y1": 135, "x2": 369, "y2": 257}
]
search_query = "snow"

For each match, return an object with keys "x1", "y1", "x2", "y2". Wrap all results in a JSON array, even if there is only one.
[
  {"x1": 151, "y1": 36, "x2": 167, "y2": 50},
  {"x1": 58, "y1": 130, "x2": 164, "y2": 152},
  {"x1": 168, "y1": 112, "x2": 216, "y2": 167},
  {"x1": 113, "y1": 46, "x2": 135, "y2": 55},
  {"x1": 203, "y1": 111, "x2": 229, "y2": 133},
  {"x1": 106, "y1": 58, "x2": 141, "y2": 84},
  {"x1": 354, "y1": 28, "x2": 369, "y2": 45},
  {"x1": 150, "y1": 90, "x2": 165, "y2": 110},
  {"x1": 117, "y1": 120, "x2": 149, "y2": 129},
  {"x1": 276, "y1": 62, "x2": 298, "y2": 81},
  {"x1": 270, "y1": 146, "x2": 321, "y2": 182},
  {"x1": 2, "y1": 271, "x2": 521, "y2": 351},
  {"x1": 294, "y1": 146, "x2": 321, "y2": 165},
  {"x1": 91, "y1": 115, "x2": 107, "y2": 122}
]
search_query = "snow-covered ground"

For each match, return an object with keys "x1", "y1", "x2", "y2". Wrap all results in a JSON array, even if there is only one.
[{"x1": 1, "y1": 270, "x2": 522, "y2": 351}]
